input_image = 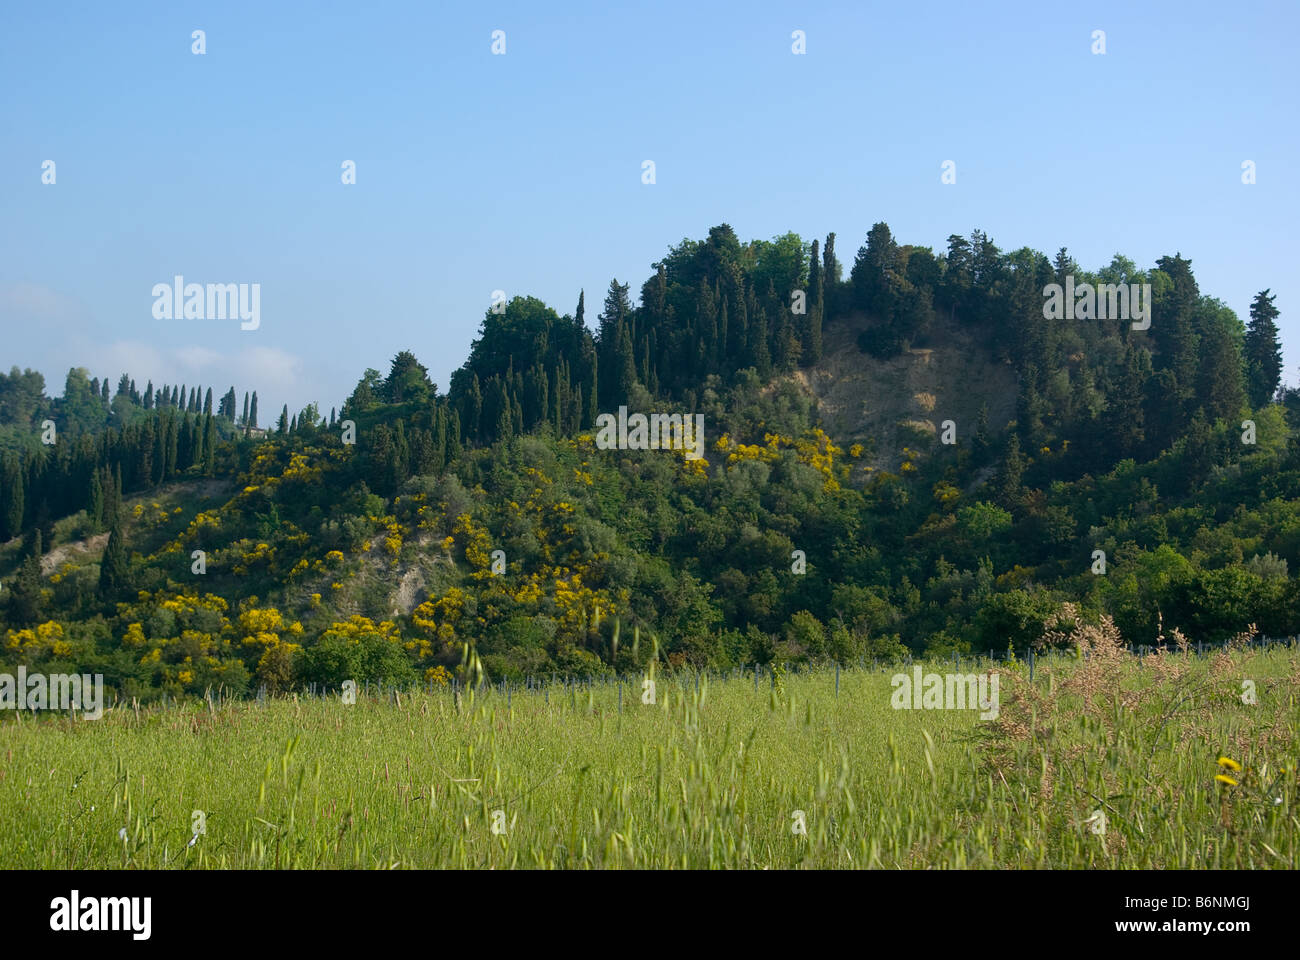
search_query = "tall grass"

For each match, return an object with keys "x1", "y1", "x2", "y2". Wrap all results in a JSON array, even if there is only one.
[{"x1": 1, "y1": 642, "x2": 1295, "y2": 868}]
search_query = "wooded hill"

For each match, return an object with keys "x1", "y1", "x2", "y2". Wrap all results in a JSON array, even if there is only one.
[{"x1": 1, "y1": 222, "x2": 1294, "y2": 698}]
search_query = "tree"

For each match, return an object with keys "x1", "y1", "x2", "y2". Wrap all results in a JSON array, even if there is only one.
[
  {"x1": 106, "y1": 464, "x2": 122, "y2": 527},
  {"x1": 98, "y1": 524, "x2": 130, "y2": 601},
  {"x1": 851, "y1": 222, "x2": 899, "y2": 315},
  {"x1": 598, "y1": 279, "x2": 634, "y2": 407},
  {"x1": 2, "y1": 455, "x2": 24, "y2": 539},
  {"x1": 345, "y1": 369, "x2": 382, "y2": 415},
  {"x1": 1244, "y1": 289, "x2": 1282, "y2": 407},
  {"x1": 383, "y1": 350, "x2": 435, "y2": 404},
  {"x1": 249, "y1": 391, "x2": 259, "y2": 430},
  {"x1": 1153, "y1": 254, "x2": 1200, "y2": 391},
  {"x1": 88, "y1": 469, "x2": 103, "y2": 532},
  {"x1": 7, "y1": 543, "x2": 42, "y2": 625},
  {"x1": 803, "y1": 239, "x2": 824, "y2": 365},
  {"x1": 995, "y1": 433, "x2": 1026, "y2": 509},
  {"x1": 1197, "y1": 311, "x2": 1247, "y2": 422},
  {"x1": 202, "y1": 414, "x2": 216, "y2": 475},
  {"x1": 278, "y1": 405, "x2": 290, "y2": 433}
]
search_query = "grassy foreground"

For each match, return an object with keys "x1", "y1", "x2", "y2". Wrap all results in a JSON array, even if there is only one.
[{"x1": 2, "y1": 637, "x2": 1297, "y2": 869}]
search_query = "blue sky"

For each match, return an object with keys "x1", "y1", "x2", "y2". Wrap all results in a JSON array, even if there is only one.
[{"x1": 3, "y1": 0, "x2": 1297, "y2": 421}]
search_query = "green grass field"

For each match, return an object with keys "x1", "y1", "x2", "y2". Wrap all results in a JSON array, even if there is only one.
[{"x1": 2, "y1": 637, "x2": 1296, "y2": 869}]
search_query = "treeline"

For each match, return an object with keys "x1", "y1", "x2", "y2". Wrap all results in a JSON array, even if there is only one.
[
  {"x1": 0, "y1": 367, "x2": 269, "y2": 544},
  {"x1": 343, "y1": 222, "x2": 1285, "y2": 502}
]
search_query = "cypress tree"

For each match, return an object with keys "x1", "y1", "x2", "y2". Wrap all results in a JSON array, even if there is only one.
[
  {"x1": 89, "y1": 469, "x2": 104, "y2": 532},
  {"x1": 250, "y1": 391, "x2": 258, "y2": 429},
  {"x1": 804, "y1": 239, "x2": 824, "y2": 365},
  {"x1": 202, "y1": 414, "x2": 216, "y2": 475},
  {"x1": 433, "y1": 405, "x2": 447, "y2": 472},
  {"x1": 1244, "y1": 289, "x2": 1283, "y2": 408},
  {"x1": 2, "y1": 456, "x2": 23, "y2": 539},
  {"x1": 98, "y1": 524, "x2": 130, "y2": 601},
  {"x1": 448, "y1": 409, "x2": 462, "y2": 462},
  {"x1": 204, "y1": 387, "x2": 213, "y2": 415},
  {"x1": 7, "y1": 545, "x2": 42, "y2": 625},
  {"x1": 166, "y1": 414, "x2": 180, "y2": 478},
  {"x1": 111, "y1": 464, "x2": 123, "y2": 524},
  {"x1": 138, "y1": 420, "x2": 155, "y2": 488},
  {"x1": 823, "y1": 232, "x2": 839, "y2": 316},
  {"x1": 467, "y1": 374, "x2": 483, "y2": 443},
  {"x1": 278, "y1": 405, "x2": 289, "y2": 433},
  {"x1": 996, "y1": 433, "x2": 1026, "y2": 509},
  {"x1": 1197, "y1": 315, "x2": 1247, "y2": 422}
]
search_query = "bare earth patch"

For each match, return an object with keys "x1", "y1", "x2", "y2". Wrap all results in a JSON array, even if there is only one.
[{"x1": 789, "y1": 311, "x2": 1018, "y2": 474}]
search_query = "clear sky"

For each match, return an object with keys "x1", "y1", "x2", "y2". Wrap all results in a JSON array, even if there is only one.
[{"x1": 3, "y1": 0, "x2": 1297, "y2": 422}]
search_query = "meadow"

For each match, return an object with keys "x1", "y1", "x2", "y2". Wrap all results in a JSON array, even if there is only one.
[{"x1": 2, "y1": 629, "x2": 1296, "y2": 869}]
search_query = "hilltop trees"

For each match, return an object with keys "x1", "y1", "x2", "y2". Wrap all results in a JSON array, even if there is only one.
[{"x1": 383, "y1": 351, "x2": 435, "y2": 404}]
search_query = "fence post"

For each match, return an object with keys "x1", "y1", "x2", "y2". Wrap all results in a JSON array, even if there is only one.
[
  {"x1": 835, "y1": 662, "x2": 840, "y2": 697},
  {"x1": 1029, "y1": 648, "x2": 1035, "y2": 683}
]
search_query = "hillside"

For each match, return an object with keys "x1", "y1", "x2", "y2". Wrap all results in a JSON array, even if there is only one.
[{"x1": 1, "y1": 221, "x2": 1296, "y2": 702}]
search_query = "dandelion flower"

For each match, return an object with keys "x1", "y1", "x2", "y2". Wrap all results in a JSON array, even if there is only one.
[
  {"x1": 1217, "y1": 757, "x2": 1242, "y2": 772},
  {"x1": 1215, "y1": 774, "x2": 1238, "y2": 786}
]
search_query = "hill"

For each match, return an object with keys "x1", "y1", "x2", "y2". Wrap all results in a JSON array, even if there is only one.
[{"x1": 1, "y1": 222, "x2": 1296, "y2": 701}]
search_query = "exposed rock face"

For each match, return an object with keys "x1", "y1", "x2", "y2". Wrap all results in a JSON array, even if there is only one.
[{"x1": 790, "y1": 311, "x2": 1018, "y2": 476}]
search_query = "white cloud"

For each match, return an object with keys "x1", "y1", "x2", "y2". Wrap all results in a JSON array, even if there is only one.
[{"x1": 0, "y1": 282, "x2": 86, "y2": 332}]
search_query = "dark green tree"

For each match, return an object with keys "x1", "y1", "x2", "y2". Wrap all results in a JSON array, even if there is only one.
[
  {"x1": 88, "y1": 469, "x2": 103, "y2": 532},
  {"x1": 98, "y1": 524, "x2": 130, "y2": 601},
  {"x1": 1244, "y1": 289, "x2": 1282, "y2": 407},
  {"x1": 383, "y1": 350, "x2": 435, "y2": 404}
]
